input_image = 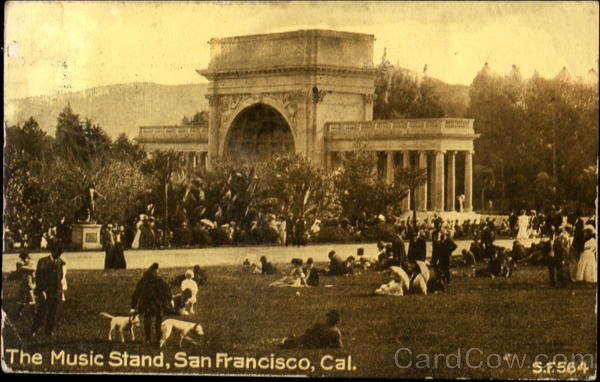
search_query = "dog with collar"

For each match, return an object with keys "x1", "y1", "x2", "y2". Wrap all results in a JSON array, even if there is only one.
[
  {"x1": 159, "y1": 318, "x2": 204, "y2": 348},
  {"x1": 99, "y1": 312, "x2": 141, "y2": 342}
]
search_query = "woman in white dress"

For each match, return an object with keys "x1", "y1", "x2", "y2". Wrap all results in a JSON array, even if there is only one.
[
  {"x1": 130, "y1": 214, "x2": 145, "y2": 249},
  {"x1": 516, "y1": 210, "x2": 530, "y2": 241},
  {"x1": 575, "y1": 225, "x2": 596, "y2": 283},
  {"x1": 269, "y1": 258, "x2": 307, "y2": 287}
]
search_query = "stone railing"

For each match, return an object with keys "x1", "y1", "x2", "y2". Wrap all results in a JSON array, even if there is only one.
[
  {"x1": 136, "y1": 125, "x2": 208, "y2": 143},
  {"x1": 326, "y1": 118, "x2": 474, "y2": 138}
]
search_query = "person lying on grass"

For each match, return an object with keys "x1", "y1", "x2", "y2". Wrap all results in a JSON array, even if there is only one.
[
  {"x1": 269, "y1": 258, "x2": 307, "y2": 287},
  {"x1": 280, "y1": 310, "x2": 342, "y2": 349}
]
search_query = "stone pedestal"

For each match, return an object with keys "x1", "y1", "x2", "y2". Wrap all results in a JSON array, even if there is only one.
[{"x1": 71, "y1": 223, "x2": 102, "y2": 250}]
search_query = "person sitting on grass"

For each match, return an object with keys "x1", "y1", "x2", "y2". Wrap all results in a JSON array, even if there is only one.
[
  {"x1": 168, "y1": 288, "x2": 193, "y2": 315},
  {"x1": 280, "y1": 310, "x2": 343, "y2": 349},
  {"x1": 304, "y1": 258, "x2": 320, "y2": 286},
  {"x1": 260, "y1": 256, "x2": 277, "y2": 275},
  {"x1": 269, "y1": 258, "x2": 307, "y2": 287},
  {"x1": 242, "y1": 258, "x2": 262, "y2": 274},
  {"x1": 355, "y1": 247, "x2": 375, "y2": 270},
  {"x1": 375, "y1": 266, "x2": 411, "y2": 296},
  {"x1": 469, "y1": 238, "x2": 485, "y2": 262},
  {"x1": 410, "y1": 264, "x2": 446, "y2": 295},
  {"x1": 476, "y1": 247, "x2": 515, "y2": 278},
  {"x1": 180, "y1": 270, "x2": 199, "y2": 314},
  {"x1": 460, "y1": 249, "x2": 477, "y2": 277},
  {"x1": 326, "y1": 250, "x2": 351, "y2": 276}
]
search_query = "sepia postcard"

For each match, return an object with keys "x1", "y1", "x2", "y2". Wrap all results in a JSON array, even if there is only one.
[{"x1": 2, "y1": 1, "x2": 598, "y2": 378}]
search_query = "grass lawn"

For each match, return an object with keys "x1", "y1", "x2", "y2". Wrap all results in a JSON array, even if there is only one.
[{"x1": 1, "y1": 262, "x2": 596, "y2": 378}]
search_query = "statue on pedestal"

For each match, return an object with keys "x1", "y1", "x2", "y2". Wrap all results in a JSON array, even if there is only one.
[
  {"x1": 457, "y1": 194, "x2": 465, "y2": 212},
  {"x1": 75, "y1": 183, "x2": 106, "y2": 223}
]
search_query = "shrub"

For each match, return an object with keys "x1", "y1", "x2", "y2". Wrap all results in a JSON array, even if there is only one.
[
  {"x1": 363, "y1": 223, "x2": 396, "y2": 242},
  {"x1": 313, "y1": 225, "x2": 351, "y2": 243}
]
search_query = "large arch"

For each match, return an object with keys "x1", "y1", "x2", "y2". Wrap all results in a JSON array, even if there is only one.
[{"x1": 223, "y1": 103, "x2": 295, "y2": 162}]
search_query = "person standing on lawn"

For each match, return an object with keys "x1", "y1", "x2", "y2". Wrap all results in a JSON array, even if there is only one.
[
  {"x1": 407, "y1": 229, "x2": 427, "y2": 275},
  {"x1": 391, "y1": 230, "x2": 408, "y2": 270},
  {"x1": 130, "y1": 262, "x2": 171, "y2": 345},
  {"x1": 549, "y1": 225, "x2": 570, "y2": 287},
  {"x1": 30, "y1": 243, "x2": 66, "y2": 337},
  {"x1": 575, "y1": 225, "x2": 597, "y2": 283},
  {"x1": 432, "y1": 230, "x2": 457, "y2": 284}
]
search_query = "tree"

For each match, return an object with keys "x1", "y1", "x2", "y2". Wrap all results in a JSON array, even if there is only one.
[
  {"x1": 112, "y1": 133, "x2": 146, "y2": 163},
  {"x1": 3, "y1": 118, "x2": 55, "y2": 239},
  {"x1": 256, "y1": 154, "x2": 334, "y2": 243},
  {"x1": 141, "y1": 150, "x2": 185, "y2": 245},
  {"x1": 468, "y1": 63, "x2": 525, "y2": 202},
  {"x1": 373, "y1": 57, "x2": 446, "y2": 120},
  {"x1": 182, "y1": 160, "x2": 259, "y2": 228},
  {"x1": 474, "y1": 165, "x2": 496, "y2": 210},
  {"x1": 395, "y1": 167, "x2": 428, "y2": 224},
  {"x1": 182, "y1": 111, "x2": 209, "y2": 126},
  {"x1": 333, "y1": 151, "x2": 408, "y2": 224}
]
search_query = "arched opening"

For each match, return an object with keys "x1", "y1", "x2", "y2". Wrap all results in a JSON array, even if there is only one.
[{"x1": 224, "y1": 103, "x2": 294, "y2": 162}]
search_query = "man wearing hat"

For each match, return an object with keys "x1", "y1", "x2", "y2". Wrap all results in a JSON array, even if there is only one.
[
  {"x1": 130, "y1": 263, "x2": 172, "y2": 345},
  {"x1": 31, "y1": 243, "x2": 66, "y2": 337}
]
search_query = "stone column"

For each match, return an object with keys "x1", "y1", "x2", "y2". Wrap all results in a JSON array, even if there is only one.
[
  {"x1": 464, "y1": 150, "x2": 473, "y2": 212},
  {"x1": 433, "y1": 151, "x2": 445, "y2": 212},
  {"x1": 206, "y1": 95, "x2": 219, "y2": 170},
  {"x1": 402, "y1": 151, "x2": 411, "y2": 211},
  {"x1": 385, "y1": 151, "x2": 395, "y2": 184},
  {"x1": 417, "y1": 151, "x2": 428, "y2": 211},
  {"x1": 446, "y1": 151, "x2": 456, "y2": 211}
]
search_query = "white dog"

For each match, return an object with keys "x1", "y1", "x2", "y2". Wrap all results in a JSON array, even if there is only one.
[
  {"x1": 99, "y1": 312, "x2": 141, "y2": 342},
  {"x1": 159, "y1": 319, "x2": 204, "y2": 348}
]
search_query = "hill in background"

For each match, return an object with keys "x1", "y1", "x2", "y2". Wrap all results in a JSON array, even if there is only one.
[
  {"x1": 4, "y1": 73, "x2": 469, "y2": 139},
  {"x1": 5, "y1": 82, "x2": 209, "y2": 138}
]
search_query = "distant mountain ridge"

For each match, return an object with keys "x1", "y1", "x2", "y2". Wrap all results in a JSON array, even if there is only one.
[
  {"x1": 4, "y1": 74, "x2": 469, "y2": 138},
  {"x1": 5, "y1": 82, "x2": 210, "y2": 138}
]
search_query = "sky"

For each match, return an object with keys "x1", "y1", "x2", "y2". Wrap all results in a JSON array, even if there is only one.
[{"x1": 4, "y1": 1, "x2": 599, "y2": 99}]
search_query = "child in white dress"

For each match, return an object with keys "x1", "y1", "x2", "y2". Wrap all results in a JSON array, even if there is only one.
[{"x1": 180, "y1": 270, "x2": 199, "y2": 314}]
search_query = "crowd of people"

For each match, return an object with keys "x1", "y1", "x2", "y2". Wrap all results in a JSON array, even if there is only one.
[{"x1": 6, "y1": 200, "x2": 595, "y2": 348}]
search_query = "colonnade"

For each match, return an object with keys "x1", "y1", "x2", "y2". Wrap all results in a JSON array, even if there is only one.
[
  {"x1": 185, "y1": 152, "x2": 209, "y2": 171},
  {"x1": 327, "y1": 150, "x2": 473, "y2": 212}
]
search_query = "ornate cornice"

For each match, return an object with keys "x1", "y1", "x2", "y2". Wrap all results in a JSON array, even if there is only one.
[{"x1": 197, "y1": 65, "x2": 377, "y2": 80}]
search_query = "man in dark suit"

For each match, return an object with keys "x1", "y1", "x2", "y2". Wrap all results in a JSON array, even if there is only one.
[
  {"x1": 391, "y1": 230, "x2": 408, "y2": 270},
  {"x1": 407, "y1": 229, "x2": 427, "y2": 276},
  {"x1": 130, "y1": 263, "x2": 172, "y2": 345},
  {"x1": 433, "y1": 231, "x2": 458, "y2": 284},
  {"x1": 31, "y1": 243, "x2": 66, "y2": 337}
]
